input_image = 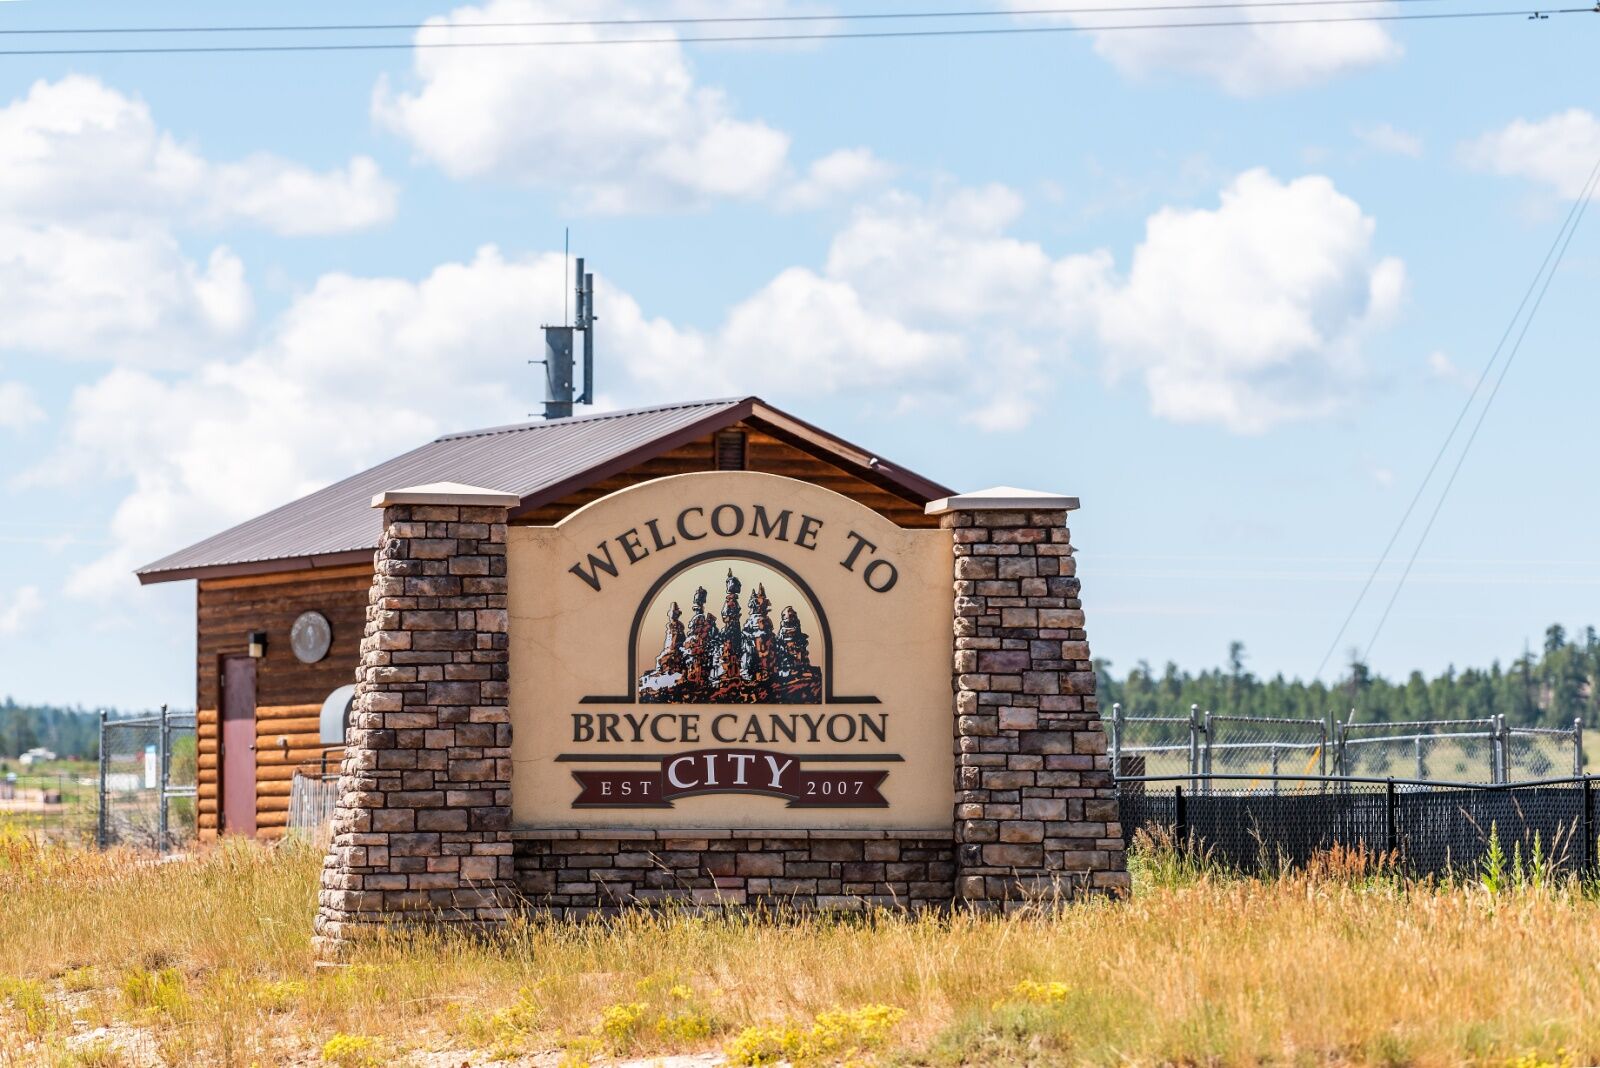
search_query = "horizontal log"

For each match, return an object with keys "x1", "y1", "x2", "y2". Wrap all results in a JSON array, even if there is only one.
[
  {"x1": 201, "y1": 563, "x2": 372, "y2": 592},
  {"x1": 255, "y1": 719, "x2": 326, "y2": 738},
  {"x1": 257, "y1": 703, "x2": 321, "y2": 718}
]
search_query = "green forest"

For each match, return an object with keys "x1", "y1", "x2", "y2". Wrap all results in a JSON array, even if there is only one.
[
  {"x1": 1100, "y1": 624, "x2": 1600, "y2": 728},
  {"x1": 0, "y1": 698, "x2": 166, "y2": 760},
  {"x1": 7, "y1": 623, "x2": 1600, "y2": 758}
]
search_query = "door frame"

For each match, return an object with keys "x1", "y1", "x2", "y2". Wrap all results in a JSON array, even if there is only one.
[{"x1": 219, "y1": 653, "x2": 258, "y2": 836}]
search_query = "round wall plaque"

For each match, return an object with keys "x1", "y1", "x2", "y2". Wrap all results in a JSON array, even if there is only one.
[{"x1": 290, "y1": 610, "x2": 332, "y2": 664}]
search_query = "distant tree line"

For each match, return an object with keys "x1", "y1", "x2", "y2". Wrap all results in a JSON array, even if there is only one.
[
  {"x1": 0, "y1": 698, "x2": 170, "y2": 761},
  {"x1": 1098, "y1": 624, "x2": 1600, "y2": 728}
]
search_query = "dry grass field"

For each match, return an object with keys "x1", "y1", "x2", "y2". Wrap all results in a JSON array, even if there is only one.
[{"x1": 1, "y1": 825, "x2": 1597, "y2": 1067}]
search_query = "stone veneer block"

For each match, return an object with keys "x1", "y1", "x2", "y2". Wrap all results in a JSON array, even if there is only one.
[
  {"x1": 314, "y1": 485, "x2": 519, "y2": 954},
  {"x1": 928, "y1": 489, "x2": 1129, "y2": 906}
]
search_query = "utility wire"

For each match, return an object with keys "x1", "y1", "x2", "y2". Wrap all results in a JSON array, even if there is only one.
[
  {"x1": 0, "y1": 0, "x2": 1466, "y2": 35},
  {"x1": 1310, "y1": 156, "x2": 1600, "y2": 682},
  {"x1": 1358, "y1": 151, "x2": 1600, "y2": 664},
  {"x1": 0, "y1": 7, "x2": 1590, "y2": 55}
]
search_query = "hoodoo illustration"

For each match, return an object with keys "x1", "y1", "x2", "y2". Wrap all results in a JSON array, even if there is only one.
[{"x1": 638, "y1": 567, "x2": 822, "y2": 703}]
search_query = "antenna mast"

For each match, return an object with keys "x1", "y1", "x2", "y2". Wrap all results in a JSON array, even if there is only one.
[{"x1": 538, "y1": 253, "x2": 596, "y2": 419}]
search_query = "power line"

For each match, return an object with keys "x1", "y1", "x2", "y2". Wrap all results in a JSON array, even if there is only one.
[
  {"x1": 1358, "y1": 152, "x2": 1600, "y2": 665},
  {"x1": 0, "y1": 7, "x2": 1590, "y2": 56},
  {"x1": 0, "y1": 0, "x2": 1464, "y2": 36},
  {"x1": 1309, "y1": 162, "x2": 1598, "y2": 681}
]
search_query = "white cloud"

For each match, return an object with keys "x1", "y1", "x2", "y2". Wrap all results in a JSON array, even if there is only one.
[
  {"x1": 0, "y1": 75, "x2": 405, "y2": 366},
  {"x1": 0, "y1": 222, "x2": 250, "y2": 367},
  {"x1": 40, "y1": 171, "x2": 1406, "y2": 598},
  {"x1": 1355, "y1": 121, "x2": 1423, "y2": 158},
  {"x1": 1427, "y1": 350, "x2": 1477, "y2": 389},
  {"x1": 0, "y1": 75, "x2": 396, "y2": 233},
  {"x1": 374, "y1": 0, "x2": 790, "y2": 211},
  {"x1": 778, "y1": 148, "x2": 895, "y2": 210},
  {"x1": 0, "y1": 586, "x2": 42, "y2": 635},
  {"x1": 1463, "y1": 109, "x2": 1600, "y2": 199},
  {"x1": 1009, "y1": 0, "x2": 1400, "y2": 94},
  {"x1": 0, "y1": 380, "x2": 44, "y2": 431},
  {"x1": 1095, "y1": 169, "x2": 1405, "y2": 433}
]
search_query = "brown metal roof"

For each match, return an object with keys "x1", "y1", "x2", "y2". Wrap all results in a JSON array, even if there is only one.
[{"x1": 136, "y1": 396, "x2": 951, "y2": 584}]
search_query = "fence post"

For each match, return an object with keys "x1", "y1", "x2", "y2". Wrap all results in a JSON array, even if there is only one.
[
  {"x1": 1496, "y1": 713, "x2": 1508, "y2": 783},
  {"x1": 1414, "y1": 736, "x2": 1425, "y2": 781},
  {"x1": 1584, "y1": 776, "x2": 1595, "y2": 874},
  {"x1": 1385, "y1": 777, "x2": 1397, "y2": 857},
  {"x1": 1271, "y1": 744, "x2": 1280, "y2": 797},
  {"x1": 1188, "y1": 704, "x2": 1200, "y2": 795},
  {"x1": 1174, "y1": 784, "x2": 1188, "y2": 851},
  {"x1": 158, "y1": 704, "x2": 171, "y2": 855},
  {"x1": 1575, "y1": 718, "x2": 1585, "y2": 779},
  {"x1": 1111, "y1": 703, "x2": 1123, "y2": 778},
  {"x1": 96, "y1": 709, "x2": 108, "y2": 850},
  {"x1": 1202, "y1": 709, "x2": 1214, "y2": 795}
]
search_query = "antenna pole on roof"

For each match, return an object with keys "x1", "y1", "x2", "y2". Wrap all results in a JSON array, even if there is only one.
[{"x1": 537, "y1": 249, "x2": 597, "y2": 420}]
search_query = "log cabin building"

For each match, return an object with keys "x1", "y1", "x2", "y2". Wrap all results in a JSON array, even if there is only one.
[{"x1": 136, "y1": 397, "x2": 951, "y2": 840}]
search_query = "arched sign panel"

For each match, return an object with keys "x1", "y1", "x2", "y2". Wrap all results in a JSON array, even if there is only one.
[{"x1": 508, "y1": 471, "x2": 954, "y2": 829}]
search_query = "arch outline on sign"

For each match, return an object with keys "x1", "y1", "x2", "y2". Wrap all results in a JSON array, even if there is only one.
[{"x1": 580, "y1": 547, "x2": 879, "y2": 705}]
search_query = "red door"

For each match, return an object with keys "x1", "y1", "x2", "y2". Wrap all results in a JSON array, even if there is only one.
[{"x1": 221, "y1": 656, "x2": 258, "y2": 836}]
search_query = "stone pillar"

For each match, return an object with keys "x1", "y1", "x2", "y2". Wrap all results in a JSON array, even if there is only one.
[
  {"x1": 926, "y1": 487, "x2": 1128, "y2": 907},
  {"x1": 314, "y1": 482, "x2": 521, "y2": 954}
]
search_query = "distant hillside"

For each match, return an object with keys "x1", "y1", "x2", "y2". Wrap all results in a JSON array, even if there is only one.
[
  {"x1": 1098, "y1": 624, "x2": 1600, "y2": 728},
  {"x1": 0, "y1": 699, "x2": 171, "y2": 761}
]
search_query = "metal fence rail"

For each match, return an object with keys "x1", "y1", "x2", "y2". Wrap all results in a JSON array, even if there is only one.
[
  {"x1": 1112, "y1": 705, "x2": 1584, "y2": 788},
  {"x1": 1117, "y1": 772, "x2": 1598, "y2": 876},
  {"x1": 98, "y1": 706, "x2": 196, "y2": 852}
]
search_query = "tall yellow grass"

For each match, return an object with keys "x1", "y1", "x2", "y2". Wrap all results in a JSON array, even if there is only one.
[{"x1": 1, "y1": 823, "x2": 1597, "y2": 1066}]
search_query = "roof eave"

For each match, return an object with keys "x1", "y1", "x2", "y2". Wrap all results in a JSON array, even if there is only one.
[
  {"x1": 743, "y1": 401, "x2": 953, "y2": 503},
  {"x1": 136, "y1": 548, "x2": 375, "y2": 586},
  {"x1": 508, "y1": 397, "x2": 760, "y2": 519}
]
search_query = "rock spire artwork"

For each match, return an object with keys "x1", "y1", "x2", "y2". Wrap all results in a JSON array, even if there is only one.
[{"x1": 639, "y1": 566, "x2": 822, "y2": 703}]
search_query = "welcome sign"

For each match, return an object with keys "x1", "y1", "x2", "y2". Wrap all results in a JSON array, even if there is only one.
[{"x1": 508, "y1": 471, "x2": 955, "y2": 829}]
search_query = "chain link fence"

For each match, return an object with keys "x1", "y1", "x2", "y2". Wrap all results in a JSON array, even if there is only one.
[
  {"x1": 0, "y1": 771, "x2": 98, "y2": 844},
  {"x1": 97, "y1": 707, "x2": 196, "y2": 851},
  {"x1": 1118, "y1": 773, "x2": 1598, "y2": 877},
  {"x1": 1112, "y1": 705, "x2": 1584, "y2": 789}
]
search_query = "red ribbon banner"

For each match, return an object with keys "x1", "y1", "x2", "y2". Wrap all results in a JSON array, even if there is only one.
[{"x1": 571, "y1": 748, "x2": 888, "y2": 808}]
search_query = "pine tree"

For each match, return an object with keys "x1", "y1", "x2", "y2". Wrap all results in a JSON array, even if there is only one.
[{"x1": 715, "y1": 569, "x2": 743, "y2": 683}]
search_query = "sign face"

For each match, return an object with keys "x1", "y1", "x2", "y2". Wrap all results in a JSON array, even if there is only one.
[{"x1": 508, "y1": 471, "x2": 954, "y2": 829}]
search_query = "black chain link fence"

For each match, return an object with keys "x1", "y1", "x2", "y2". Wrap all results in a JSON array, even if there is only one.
[{"x1": 1118, "y1": 774, "x2": 1599, "y2": 876}]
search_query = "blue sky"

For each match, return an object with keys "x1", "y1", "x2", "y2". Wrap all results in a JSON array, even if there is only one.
[{"x1": 0, "y1": 0, "x2": 1596, "y2": 710}]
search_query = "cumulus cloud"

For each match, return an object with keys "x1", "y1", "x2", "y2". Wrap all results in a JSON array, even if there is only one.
[
  {"x1": 0, "y1": 223, "x2": 250, "y2": 366},
  {"x1": 374, "y1": 0, "x2": 790, "y2": 211},
  {"x1": 1094, "y1": 169, "x2": 1405, "y2": 433},
  {"x1": 1463, "y1": 109, "x2": 1600, "y2": 199},
  {"x1": 0, "y1": 75, "x2": 397, "y2": 233},
  {"x1": 0, "y1": 586, "x2": 43, "y2": 635},
  {"x1": 1008, "y1": 0, "x2": 1400, "y2": 94},
  {"x1": 0, "y1": 75, "x2": 407, "y2": 365},
  {"x1": 1355, "y1": 121, "x2": 1423, "y2": 158},
  {"x1": 0, "y1": 380, "x2": 45, "y2": 432},
  {"x1": 778, "y1": 148, "x2": 895, "y2": 210},
  {"x1": 38, "y1": 170, "x2": 1404, "y2": 598},
  {"x1": 1427, "y1": 350, "x2": 1477, "y2": 389}
]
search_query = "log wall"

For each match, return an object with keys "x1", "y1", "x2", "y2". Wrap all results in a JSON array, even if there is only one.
[
  {"x1": 195, "y1": 565, "x2": 370, "y2": 840},
  {"x1": 192, "y1": 422, "x2": 935, "y2": 837}
]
